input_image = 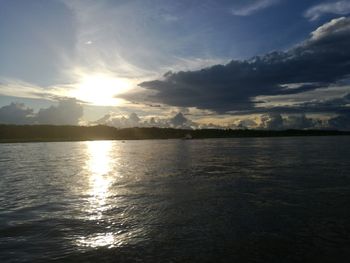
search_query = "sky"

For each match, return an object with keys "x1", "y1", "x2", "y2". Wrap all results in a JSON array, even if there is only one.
[{"x1": 1, "y1": 0, "x2": 350, "y2": 129}]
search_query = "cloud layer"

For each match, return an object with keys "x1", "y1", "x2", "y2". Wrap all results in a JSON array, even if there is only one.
[
  {"x1": 94, "y1": 112, "x2": 196, "y2": 129},
  {"x1": 0, "y1": 103, "x2": 34, "y2": 124},
  {"x1": 37, "y1": 99, "x2": 83, "y2": 125},
  {"x1": 259, "y1": 113, "x2": 321, "y2": 130},
  {"x1": 0, "y1": 99, "x2": 83, "y2": 125},
  {"x1": 123, "y1": 17, "x2": 350, "y2": 116},
  {"x1": 1, "y1": 101, "x2": 349, "y2": 130},
  {"x1": 305, "y1": 1, "x2": 350, "y2": 21},
  {"x1": 231, "y1": 0, "x2": 280, "y2": 16}
]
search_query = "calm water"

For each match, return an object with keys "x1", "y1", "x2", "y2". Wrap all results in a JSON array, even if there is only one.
[{"x1": 1, "y1": 137, "x2": 350, "y2": 262}]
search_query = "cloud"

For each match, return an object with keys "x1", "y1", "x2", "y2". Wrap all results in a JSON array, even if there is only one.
[
  {"x1": 328, "y1": 113, "x2": 350, "y2": 130},
  {"x1": 283, "y1": 114, "x2": 315, "y2": 129},
  {"x1": 123, "y1": 17, "x2": 350, "y2": 114},
  {"x1": 310, "y1": 16, "x2": 350, "y2": 40},
  {"x1": 94, "y1": 111, "x2": 196, "y2": 129},
  {"x1": 0, "y1": 103, "x2": 35, "y2": 124},
  {"x1": 305, "y1": 1, "x2": 350, "y2": 21},
  {"x1": 231, "y1": 0, "x2": 280, "y2": 16},
  {"x1": 2, "y1": 100, "x2": 341, "y2": 130},
  {"x1": 169, "y1": 112, "x2": 188, "y2": 127},
  {"x1": 260, "y1": 113, "x2": 284, "y2": 130},
  {"x1": 0, "y1": 99, "x2": 83, "y2": 125},
  {"x1": 128, "y1": 112, "x2": 140, "y2": 123},
  {"x1": 253, "y1": 84, "x2": 350, "y2": 113},
  {"x1": 236, "y1": 119, "x2": 258, "y2": 129},
  {"x1": 259, "y1": 113, "x2": 321, "y2": 130},
  {"x1": 94, "y1": 112, "x2": 142, "y2": 128},
  {"x1": 36, "y1": 99, "x2": 83, "y2": 125},
  {"x1": 0, "y1": 77, "x2": 77, "y2": 102},
  {"x1": 272, "y1": 91, "x2": 350, "y2": 115}
]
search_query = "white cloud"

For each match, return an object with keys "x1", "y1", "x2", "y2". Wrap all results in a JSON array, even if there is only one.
[
  {"x1": 310, "y1": 16, "x2": 350, "y2": 40},
  {"x1": 231, "y1": 0, "x2": 280, "y2": 16},
  {"x1": 305, "y1": 0, "x2": 350, "y2": 21},
  {"x1": 37, "y1": 99, "x2": 83, "y2": 125},
  {"x1": 0, "y1": 103, "x2": 35, "y2": 124},
  {"x1": 0, "y1": 99, "x2": 83, "y2": 125},
  {"x1": 260, "y1": 113, "x2": 284, "y2": 130},
  {"x1": 0, "y1": 77, "x2": 73, "y2": 101},
  {"x1": 161, "y1": 57, "x2": 229, "y2": 73},
  {"x1": 94, "y1": 112, "x2": 198, "y2": 129}
]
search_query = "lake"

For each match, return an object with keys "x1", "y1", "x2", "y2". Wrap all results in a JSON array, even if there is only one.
[{"x1": 1, "y1": 137, "x2": 350, "y2": 262}]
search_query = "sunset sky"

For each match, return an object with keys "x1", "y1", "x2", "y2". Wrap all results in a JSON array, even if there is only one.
[{"x1": 1, "y1": 0, "x2": 350, "y2": 129}]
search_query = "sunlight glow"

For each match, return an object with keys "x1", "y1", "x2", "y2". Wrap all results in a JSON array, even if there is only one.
[{"x1": 70, "y1": 73, "x2": 132, "y2": 106}]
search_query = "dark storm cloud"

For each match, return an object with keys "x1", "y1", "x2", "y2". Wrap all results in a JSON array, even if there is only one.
[{"x1": 122, "y1": 17, "x2": 350, "y2": 113}]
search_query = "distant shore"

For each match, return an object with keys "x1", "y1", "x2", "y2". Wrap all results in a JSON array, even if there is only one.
[{"x1": 1, "y1": 124, "x2": 350, "y2": 143}]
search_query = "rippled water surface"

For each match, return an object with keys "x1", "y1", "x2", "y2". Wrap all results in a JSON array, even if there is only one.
[{"x1": 1, "y1": 137, "x2": 350, "y2": 262}]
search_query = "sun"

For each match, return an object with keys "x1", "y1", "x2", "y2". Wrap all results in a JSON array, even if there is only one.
[{"x1": 70, "y1": 73, "x2": 132, "y2": 106}]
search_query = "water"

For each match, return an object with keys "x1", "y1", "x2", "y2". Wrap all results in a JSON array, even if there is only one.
[{"x1": 1, "y1": 137, "x2": 350, "y2": 262}]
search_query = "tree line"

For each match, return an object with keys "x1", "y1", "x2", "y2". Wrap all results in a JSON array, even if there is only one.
[{"x1": 0, "y1": 124, "x2": 349, "y2": 143}]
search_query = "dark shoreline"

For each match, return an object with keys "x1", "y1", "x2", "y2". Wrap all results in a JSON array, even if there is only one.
[{"x1": 1, "y1": 124, "x2": 350, "y2": 143}]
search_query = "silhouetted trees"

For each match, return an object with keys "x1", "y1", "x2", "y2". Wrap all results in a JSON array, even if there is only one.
[{"x1": 0, "y1": 124, "x2": 349, "y2": 142}]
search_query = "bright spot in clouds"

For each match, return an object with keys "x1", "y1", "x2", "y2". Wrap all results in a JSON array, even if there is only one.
[{"x1": 69, "y1": 73, "x2": 133, "y2": 106}]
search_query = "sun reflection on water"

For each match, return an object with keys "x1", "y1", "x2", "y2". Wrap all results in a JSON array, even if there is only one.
[
  {"x1": 86, "y1": 140, "x2": 113, "y2": 206},
  {"x1": 88, "y1": 141, "x2": 112, "y2": 176},
  {"x1": 77, "y1": 232, "x2": 117, "y2": 249},
  {"x1": 87, "y1": 141, "x2": 112, "y2": 216},
  {"x1": 77, "y1": 140, "x2": 118, "y2": 248},
  {"x1": 76, "y1": 140, "x2": 144, "y2": 249}
]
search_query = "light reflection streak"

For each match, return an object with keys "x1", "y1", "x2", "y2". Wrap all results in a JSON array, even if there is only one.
[
  {"x1": 76, "y1": 141, "x2": 145, "y2": 249},
  {"x1": 86, "y1": 140, "x2": 113, "y2": 219},
  {"x1": 77, "y1": 232, "x2": 117, "y2": 248},
  {"x1": 76, "y1": 230, "x2": 135, "y2": 249},
  {"x1": 77, "y1": 141, "x2": 118, "y2": 248}
]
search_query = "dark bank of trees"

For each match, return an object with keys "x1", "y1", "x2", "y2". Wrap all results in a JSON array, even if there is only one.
[{"x1": 0, "y1": 124, "x2": 349, "y2": 142}]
